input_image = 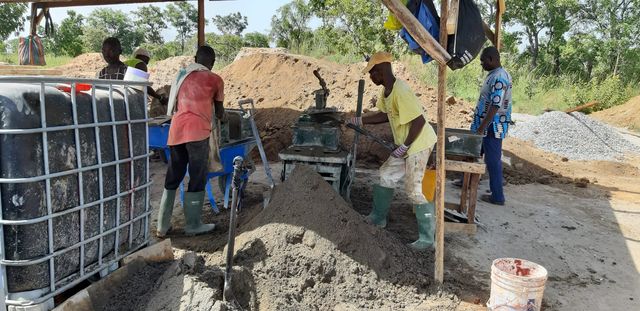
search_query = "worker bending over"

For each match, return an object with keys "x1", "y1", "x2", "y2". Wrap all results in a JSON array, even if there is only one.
[
  {"x1": 350, "y1": 52, "x2": 437, "y2": 250},
  {"x1": 156, "y1": 46, "x2": 225, "y2": 237}
]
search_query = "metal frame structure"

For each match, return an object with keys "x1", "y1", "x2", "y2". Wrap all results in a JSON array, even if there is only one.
[{"x1": 0, "y1": 77, "x2": 152, "y2": 309}]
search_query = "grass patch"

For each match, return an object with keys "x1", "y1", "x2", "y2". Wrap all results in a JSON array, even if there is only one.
[
  {"x1": 0, "y1": 53, "x2": 74, "y2": 68},
  {"x1": 402, "y1": 54, "x2": 640, "y2": 115}
]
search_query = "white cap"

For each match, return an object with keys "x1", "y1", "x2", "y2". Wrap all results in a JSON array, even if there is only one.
[{"x1": 133, "y1": 47, "x2": 151, "y2": 58}]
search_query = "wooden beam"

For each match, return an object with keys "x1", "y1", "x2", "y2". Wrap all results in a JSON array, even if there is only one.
[
  {"x1": 444, "y1": 160, "x2": 485, "y2": 174},
  {"x1": 564, "y1": 101, "x2": 599, "y2": 113},
  {"x1": 198, "y1": 0, "x2": 205, "y2": 46},
  {"x1": 380, "y1": 0, "x2": 451, "y2": 65},
  {"x1": 495, "y1": 0, "x2": 504, "y2": 50},
  {"x1": 445, "y1": 222, "x2": 477, "y2": 235},
  {"x1": 33, "y1": 0, "x2": 189, "y2": 9},
  {"x1": 446, "y1": 0, "x2": 460, "y2": 35},
  {"x1": 434, "y1": 0, "x2": 449, "y2": 285}
]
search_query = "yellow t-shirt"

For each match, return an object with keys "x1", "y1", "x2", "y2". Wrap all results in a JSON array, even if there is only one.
[{"x1": 377, "y1": 79, "x2": 436, "y2": 155}]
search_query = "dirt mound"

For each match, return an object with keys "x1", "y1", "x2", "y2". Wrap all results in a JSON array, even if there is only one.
[
  {"x1": 148, "y1": 56, "x2": 192, "y2": 88},
  {"x1": 225, "y1": 165, "x2": 454, "y2": 310},
  {"x1": 218, "y1": 51, "x2": 473, "y2": 164},
  {"x1": 592, "y1": 95, "x2": 640, "y2": 131},
  {"x1": 55, "y1": 53, "x2": 107, "y2": 78}
]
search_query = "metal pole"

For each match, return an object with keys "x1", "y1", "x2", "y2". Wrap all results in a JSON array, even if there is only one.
[{"x1": 223, "y1": 156, "x2": 244, "y2": 303}]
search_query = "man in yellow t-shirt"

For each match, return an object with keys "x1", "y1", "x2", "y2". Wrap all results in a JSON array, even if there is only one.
[{"x1": 349, "y1": 52, "x2": 437, "y2": 250}]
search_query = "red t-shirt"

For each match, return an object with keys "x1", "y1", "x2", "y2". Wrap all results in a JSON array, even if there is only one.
[{"x1": 167, "y1": 71, "x2": 224, "y2": 146}]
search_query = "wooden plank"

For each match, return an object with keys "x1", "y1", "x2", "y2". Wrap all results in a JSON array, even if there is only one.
[
  {"x1": 121, "y1": 239, "x2": 174, "y2": 265},
  {"x1": 467, "y1": 174, "x2": 480, "y2": 224},
  {"x1": 446, "y1": 0, "x2": 460, "y2": 35},
  {"x1": 198, "y1": 0, "x2": 205, "y2": 46},
  {"x1": 445, "y1": 222, "x2": 477, "y2": 235},
  {"x1": 380, "y1": 0, "x2": 451, "y2": 65},
  {"x1": 482, "y1": 20, "x2": 496, "y2": 45},
  {"x1": 434, "y1": 0, "x2": 449, "y2": 285},
  {"x1": 459, "y1": 172, "x2": 471, "y2": 213},
  {"x1": 564, "y1": 101, "x2": 598, "y2": 113},
  {"x1": 445, "y1": 160, "x2": 485, "y2": 174}
]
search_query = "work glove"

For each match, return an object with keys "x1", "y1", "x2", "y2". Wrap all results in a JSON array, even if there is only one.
[
  {"x1": 391, "y1": 144, "x2": 409, "y2": 158},
  {"x1": 347, "y1": 116, "x2": 363, "y2": 127}
]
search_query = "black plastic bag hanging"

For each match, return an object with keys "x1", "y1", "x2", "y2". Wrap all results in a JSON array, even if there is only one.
[{"x1": 446, "y1": 0, "x2": 486, "y2": 70}]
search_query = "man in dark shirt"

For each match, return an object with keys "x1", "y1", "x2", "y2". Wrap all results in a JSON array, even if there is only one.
[{"x1": 97, "y1": 37, "x2": 128, "y2": 80}]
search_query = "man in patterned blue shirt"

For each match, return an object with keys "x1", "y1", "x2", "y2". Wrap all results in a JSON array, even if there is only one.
[{"x1": 471, "y1": 46, "x2": 512, "y2": 205}]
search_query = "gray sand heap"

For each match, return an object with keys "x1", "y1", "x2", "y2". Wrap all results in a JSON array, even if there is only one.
[{"x1": 510, "y1": 111, "x2": 640, "y2": 161}]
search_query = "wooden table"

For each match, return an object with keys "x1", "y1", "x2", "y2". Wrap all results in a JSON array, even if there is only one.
[{"x1": 443, "y1": 159, "x2": 485, "y2": 235}]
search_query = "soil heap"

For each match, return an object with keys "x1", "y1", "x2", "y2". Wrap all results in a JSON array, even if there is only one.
[
  {"x1": 101, "y1": 166, "x2": 462, "y2": 311},
  {"x1": 55, "y1": 53, "x2": 108, "y2": 78},
  {"x1": 226, "y1": 165, "x2": 456, "y2": 310},
  {"x1": 592, "y1": 95, "x2": 640, "y2": 132}
]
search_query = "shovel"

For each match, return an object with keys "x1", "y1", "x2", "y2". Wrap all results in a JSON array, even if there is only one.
[
  {"x1": 223, "y1": 156, "x2": 244, "y2": 304},
  {"x1": 238, "y1": 98, "x2": 275, "y2": 208}
]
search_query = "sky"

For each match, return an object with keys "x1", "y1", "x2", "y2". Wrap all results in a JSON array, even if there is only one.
[{"x1": 18, "y1": 0, "x2": 295, "y2": 40}]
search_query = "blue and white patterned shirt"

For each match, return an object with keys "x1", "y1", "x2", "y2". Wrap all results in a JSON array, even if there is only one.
[{"x1": 471, "y1": 67, "x2": 513, "y2": 139}]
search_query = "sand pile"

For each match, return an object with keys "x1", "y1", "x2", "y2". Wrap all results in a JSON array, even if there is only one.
[
  {"x1": 224, "y1": 165, "x2": 455, "y2": 310},
  {"x1": 148, "y1": 56, "x2": 192, "y2": 88},
  {"x1": 100, "y1": 166, "x2": 462, "y2": 310},
  {"x1": 55, "y1": 53, "x2": 108, "y2": 78},
  {"x1": 592, "y1": 95, "x2": 640, "y2": 132}
]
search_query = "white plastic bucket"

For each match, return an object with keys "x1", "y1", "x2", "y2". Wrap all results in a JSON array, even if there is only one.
[
  {"x1": 487, "y1": 258, "x2": 548, "y2": 311},
  {"x1": 123, "y1": 66, "x2": 150, "y2": 91}
]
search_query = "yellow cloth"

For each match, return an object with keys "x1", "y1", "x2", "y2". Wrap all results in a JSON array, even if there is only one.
[
  {"x1": 377, "y1": 79, "x2": 436, "y2": 156},
  {"x1": 383, "y1": 0, "x2": 409, "y2": 30}
]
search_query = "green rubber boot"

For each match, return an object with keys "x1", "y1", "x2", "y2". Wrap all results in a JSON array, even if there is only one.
[
  {"x1": 366, "y1": 184, "x2": 394, "y2": 228},
  {"x1": 156, "y1": 189, "x2": 176, "y2": 238},
  {"x1": 183, "y1": 191, "x2": 215, "y2": 235},
  {"x1": 409, "y1": 202, "x2": 435, "y2": 250}
]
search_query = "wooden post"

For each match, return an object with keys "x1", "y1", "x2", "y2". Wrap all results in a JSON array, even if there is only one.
[
  {"x1": 380, "y1": 0, "x2": 451, "y2": 65},
  {"x1": 495, "y1": 0, "x2": 504, "y2": 50},
  {"x1": 198, "y1": 0, "x2": 205, "y2": 46},
  {"x1": 434, "y1": 0, "x2": 449, "y2": 285}
]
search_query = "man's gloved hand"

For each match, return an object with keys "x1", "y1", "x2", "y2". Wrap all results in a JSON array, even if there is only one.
[
  {"x1": 391, "y1": 144, "x2": 409, "y2": 158},
  {"x1": 347, "y1": 116, "x2": 363, "y2": 127}
]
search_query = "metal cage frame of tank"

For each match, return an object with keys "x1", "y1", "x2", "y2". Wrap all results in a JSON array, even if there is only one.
[{"x1": 0, "y1": 76, "x2": 153, "y2": 310}]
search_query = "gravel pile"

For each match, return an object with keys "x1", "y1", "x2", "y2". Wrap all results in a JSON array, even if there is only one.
[{"x1": 510, "y1": 111, "x2": 640, "y2": 161}]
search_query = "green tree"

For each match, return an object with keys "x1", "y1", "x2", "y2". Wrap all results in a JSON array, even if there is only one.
[
  {"x1": 243, "y1": 32, "x2": 270, "y2": 47},
  {"x1": 0, "y1": 3, "x2": 28, "y2": 41},
  {"x1": 82, "y1": 8, "x2": 144, "y2": 54},
  {"x1": 308, "y1": 0, "x2": 395, "y2": 58},
  {"x1": 166, "y1": 2, "x2": 202, "y2": 54},
  {"x1": 134, "y1": 5, "x2": 167, "y2": 44},
  {"x1": 270, "y1": 0, "x2": 312, "y2": 52},
  {"x1": 212, "y1": 12, "x2": 248, "y2": 36},
  {"x1": 579, "y1": 0, "x2": 640, "y2": 77},
  {"x1": 52, "y1": 10, "x2": 84, "y2": 56}
]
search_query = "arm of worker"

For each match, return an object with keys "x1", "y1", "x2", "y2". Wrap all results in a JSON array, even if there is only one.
[
  {"x1": 475, "y1": 77, "x2": 506, "y2": 135},
  {"x1": 147, "y1": 87, "x2": 168, "y2": 104},
  {"x1": 213, "y1": 79, "x2": 225, "y2": 120},
  {"x1": 475, "y1": 105, "x2": 499, "y2": 135},
  {"x1": 391, "y1": 115, "x2": 425, "y2": 158}
]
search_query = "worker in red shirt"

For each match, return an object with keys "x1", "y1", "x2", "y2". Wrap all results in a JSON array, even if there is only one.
[{"x1": 156, "y1": 46, "x2": 225, "y2": 237}]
